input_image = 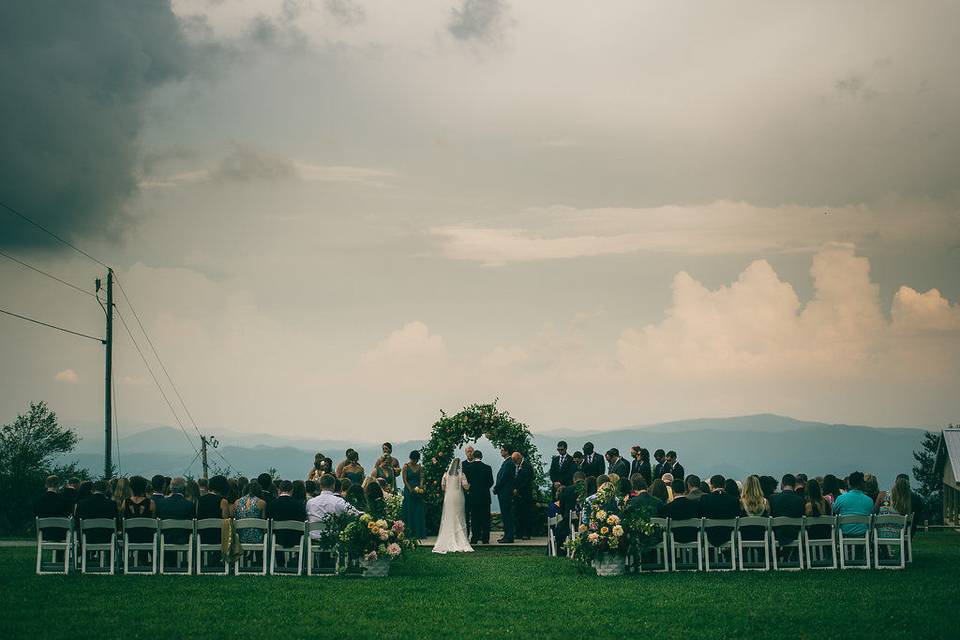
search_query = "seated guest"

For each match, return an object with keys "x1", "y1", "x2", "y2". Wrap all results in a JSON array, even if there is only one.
[
  {"x1": 268, "y1": 479, "x2": 307, "y2": 558},
  {"x1": 304, "y1": 480, "x2": 318, "y2": 499},
  {"x1": 699, "y1": 474, "x2": 741, "y2": 547},
  {"x1": 670, "y1": 476, "x2": 686, "y2": 503},
  {"x1": 232, "y1": 480, "x2": 267, "y2": 544},
  {"x1": 739, "y1": 475, "x2": 770, "y2": 541},
  {"x1": 579, "y1": 476, "x2": 597, "y2": 511},
  {"x1": 896, "y1": 473, "x2": 924, "y2": 535},
  {"x1": 580, "y1": 475, "x2": 609, "y2": 525},
  {"x1": 649, "y1": 478, "x2": 669, "y2": 505},
  {"x1": 832, "y1": 471, "x2": 874, "y2": 536},
  {"x1": 804, "y1": 479, "x2": 832, "y2": 540},
  {"x1": 699, "y1": 480, "x2": 711, "y2": 494},
  {"x1": 558, "y1": 473, "x2": 583, "y2": 548},
  {"x1": 662, "y1": 475, "x2": 703, "y2": 542},
  {"x1": 795, "y1": 473, "x2": 808, "y2": 498},
  {"x1": 60, "y1": 477, "x2": 80, "y2": 511},
  {"x1": 364, "y1": 481, "x2": 387, "y2": 519},
  {"x1": 339, "y1": 477, "x2": 352, "y2": 496},
  {"x1": 306, "y1": 473, "x2": 361, "y2": 539},
  {"x1": 822, "y1": 474, "x2": 842, "y2": 506},
  {"x1": 227, "y1": 478, "x2": 240, "y2": 503},
  {"x1": 864, "y1": 474, "x2": 880, "y2": 504},
  {"x1": 345, "y1": 484, "x2": 366, "y2": 511},
  {"x1": 197, "y1": 477, "x2": 208, "y2": 496},
  {"x1": 150, "y1": 474, "x2": 166, "y2": 506},
  {"x1": 35, "y1": 475, "x2": 70, "y2": 541},
  {"x1": 616, "y1": 476, "x2": 632, "y2": 498},
  {"x1": 156, "y1": 477, "x2": 195, "y2": 544},
  {"x1": 759, "y1": 475, "x2": 778, "y2": 499},
  {"x1": 185, "y1": 479, "x2": 199, "y2": 504},
  {"x1": 237, "y1": 476, "x2": 249, "y2": 497},
  {"x1": 196, "y1": 475, "x2": 230, "y2": 547},
  {"x1": 769, "y1": 473, "x2": 805, "y2": 547},
  {"x1": 75, "y1": 480, "x2": 119, "y2": 543},
  {"x1": 626, "y1": 476, "x2": 663, "y2": 516},
  {"x1": 723, "y1": 478, "x2": 740, "y2": 501},
  {"x1": 876, "y1": 476, "x2": 912, "y2": 539},
  {"x1": 292, "y1": 480, "x2": 306, "y2": 501},
  {"x1": 112, "y1": 477, "x2": 131, "y2": 513},
  {"x1": 122, "y1": 476, "x2": 156, "y2": 563},
  {"x1": 257, "y1": 473, "x2": 276, "y2": 508}
]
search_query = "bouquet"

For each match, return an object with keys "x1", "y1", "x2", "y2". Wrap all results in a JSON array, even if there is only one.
[
  {"x1": 339, "y1": 514, "x2": 418, "y2": 565},
  {"x1": 566, "y1": 482, "x2": 628, "y2": 567}
]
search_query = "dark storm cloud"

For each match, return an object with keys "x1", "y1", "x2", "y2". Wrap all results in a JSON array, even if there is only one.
[
  {"x1": 448, "y1": 0, "x2": 508, "y2": 41},
  {"x1": 0, "y1": 1, "x2": 189, "y2": 249}
]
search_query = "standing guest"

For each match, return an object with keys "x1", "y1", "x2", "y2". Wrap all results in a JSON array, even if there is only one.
[
  {"x1": 572, "y1": 451, "x2": 584, "y2": 474},
  {"x1": 606, "y1": 448, "x2": 630, "y2": 478},
  {"x1": 466, "y1": 450, "x2": 493, "y2": 545},
  {"x1": 769, "y1": 473, "x2": 805, "y2": 548},
  {"x1": 549, "y1": 441, "x2": 575, "y2": 488},
  {"x1": 35, "y1": 475, "x2": 70, "y2": 547},
  {"x1": 833, "y1": 471, "x2": 875, "y2": 537},
  {"x1": 512, "y1": 451, "x2": 534, "y2": 540},
  {"x1": 649, "y1": 478, "x2": 669, "y2": 505},
  {"x1": 739, "y1": 475, "x2": 770, "y2": 541},
  {"x1": 700, "y1": 474, "x2": 741, "y2": 547},
  {"x1": 306, "y1": 474, "x2": 361, "y2": 539},
  {"x1": 580, "y1": 442, "x2": 605, "y2": 478},
  {"x1": 630, "y1": 447, "x2": 652, "y2": 485},
  {"x1": 75, "y1": 480, "x2": 119, "y2": 544},
  {"x1": 157, "y1": 477, "x2": 195, "y2": 546},
  {"x1": 493, "y1": 447, "x2": 517, "y2": 543},
  {"x1": 307, "y1": 452, "x2": 333, "y2": 481},
  {"x1": 340, "y1": 451, "x2": 365, "y2": 486},
  {"x1": 652, "y1": 449, "x2": 667, "y2": 481},
  {"x1": 804, "y1": 479, "x2": 833, "y2": 540},
  {"x1": 61, "y1": 477, "x2": 80, "y2": 511},
  {"x1": 664, "y1": 451, "x2": 684, "y2": 481},
  {"x1": 822, "y1": 474, "x2": 842, "y2": 506},
  {"x1": 401, "y1": 451, "x2": 427, "y2": 539},
  {"x1": 364, "y1": 482, "x2": 388, "y2": 519},
  {"x1": 232, "y1": 480, "x2": 267, "y2": 545},
  {"x1": 373, "y1": 443, "x2": 402, "y2": 491},
  {"x1": 150, "y1": 474, "x2": 166, "y2": 506},
  {"x1": 336, "y1": 449, "x2": 356, "y2": 478},
  {"x1": 291, "y1": 480, "x2": 306, "y2": 502}
]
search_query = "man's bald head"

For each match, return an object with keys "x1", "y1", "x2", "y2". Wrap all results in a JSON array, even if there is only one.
[{"x1": 511, "y1": 452, "x2": 522, "y2": 464}]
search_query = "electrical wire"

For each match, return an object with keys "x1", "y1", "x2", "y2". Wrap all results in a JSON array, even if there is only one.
[
  {"x1": 0, "y1": 249, "x2": 96, "y2": 297},
  {"x1": 0, "y1": 307, "x2": 104, "y2": 343},
  {"x1": 0, "y1": 199, "x2": 110, "y2": 269}
]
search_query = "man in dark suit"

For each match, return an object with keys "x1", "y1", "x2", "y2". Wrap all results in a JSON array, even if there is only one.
[
  {"x1": 662, "y1": 474, "x2": 704, "y2": 543},
  {"x1": 572, "y1": 451, "x2": 584, "y2": 475},
  {"x1": 557, "y1": 472, "x2": 584, "y2": 550},
  {"x1": 35, "y1": 475, "x2": 70, "y2": 542},
  {"x1": 629, "y1": 447, "x2": 652, "y2": 484},
  {"x1": 580, "y1": 442, "x2": 605, "y2": 478},
  {"x1": 150, "y1": 474, "x2": 167, "y2": 507},
  {"x1": 196, "y1": 475, "x2": 228, "y2": 555},
  {"x1": 769, "y1": 473, "x2": 805, "y2": 548},
  {"x1": 60, "y1": 477, "x2": 80, "y2": 512},
  {"x1": 75, "y1": 480, "x2": 119, "y2": 544},
  {"x1": 461, "y1": 446, "x2": 481, "y2": 535},
  {"x1": 606, "y1": 448, "x2": 630, "y2": 478},
  {"x1": 664, "y1": 451, "x2": 684, "y2": 482},
  {"x1": 512, "y1": 452, "x2": 534, "y2": 540},
  {"x1": 268, "y1": 479, "x2": 306, "y2": 566},
  {"x1": 493, "y1": 447, "x2": 516, "y2": 543},
  {"x1": 549, "y1": 441, "x2": 575, "y2": 488},
  {"x1": 466, "y1": 451, "x2": 494, "y2": 544},
  {"x1": 626, "y1": 477, "x2": 663, "y2": 516},
  {"x1": 652, "y1": 449, "x2": 667, "y2": 481},
  {"x1": 699, "y1": 474, "x2": 741, "y2": 547},
  {"x1": 156, "y1": 477, "x2": 195, "y2": 545}
]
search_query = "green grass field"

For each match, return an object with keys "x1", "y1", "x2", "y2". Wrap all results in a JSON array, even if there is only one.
[{"x1": 3, "y1": 532, "x2": 959, "y2": 639}]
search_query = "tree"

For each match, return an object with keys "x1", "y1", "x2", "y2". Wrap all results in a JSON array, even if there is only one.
[
  {"x1": 0, "y1": 402, "x2": 81, "y2": 534},
  {"x1": 912, "y1": 430, "x2": 945, "y2": 525}
]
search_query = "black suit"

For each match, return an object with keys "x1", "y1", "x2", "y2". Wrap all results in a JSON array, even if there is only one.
[
  {"x1": 653, "y1": 461, "x2": 666, "y2": 482},
  {"x1": 60, "y1": 487, "x2": 78, "y2": 511},
  {"x1": 662, "y1": 494, "x2": 702, "y2": 543},
  {"x1": 630, "y1": 459, "x2": 652, "y2": 484},
  {"x1": 513, "y1": 460, "x2": 534, "y2": 539},
  {"x1": 607, "y1": 457, "x2": 629, "y2": 478},
  {"x1": 665, "y1": 462, "x2": 685, "y2": 482},
  {"x1": 699, "y1": 490, "x2": 741, "y2": 547},
  {"x1": 156, "y1": 493, "x2": 195, "y2": 544},
  {"x1": 465, "y1": 461, "x2": 494, "y2": 543},
  {"x1": 195, "y1": 493, "x2": 225, "y2": 544},
  {"x1": 769, "y1": 489, "x2": 805, "y2": 546},
  {"x1": 581, "y1": 453, "x2": 605, "y2": 478},
  {"x1": 35, "y1": 491, "x2": 71, "y2": 541},
  {"x1": 493, "y1": 458, "x2": 516, "y2": 541},
  {"x1": 75, "y1": 494, "x2": 118, "y2": 544},
  {"x1": 626, "y1": 492, "x2": 664, "y2": 517},
  {"x1": 549, "y1": 454, "x2": 575, "y2": 487},
  {"x1": 268, "y1": 495, "x2": 306, "y2": 547}
]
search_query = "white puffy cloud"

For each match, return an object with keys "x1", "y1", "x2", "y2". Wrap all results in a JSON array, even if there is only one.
[
  {"x1": 361, "y1": 321, "x2": 448, "y2": 368},
  {"x1": 54, "y1": 369, "x2": 79, "y2": 384}
]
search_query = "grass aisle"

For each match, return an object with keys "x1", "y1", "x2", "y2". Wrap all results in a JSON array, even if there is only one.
[{"x1": 2, "y1": 532, "x2": 958, "y2": 639}]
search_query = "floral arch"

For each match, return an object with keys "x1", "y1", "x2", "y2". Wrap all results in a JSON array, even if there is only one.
[{"x1": 420, "y1": 401, "x2": 545, "y2": 533}]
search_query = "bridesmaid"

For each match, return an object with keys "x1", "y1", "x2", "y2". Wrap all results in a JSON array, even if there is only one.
[{"x1": 402, "y1": 450, "x2": 427, "y2": 539}]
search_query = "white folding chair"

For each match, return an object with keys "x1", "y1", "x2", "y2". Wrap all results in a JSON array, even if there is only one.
[
  {"x1": 122, "y1": 518, "x2": 158, "y2": 575},
  {"x1": 305, "y1": 520, "x2": 340, "y2": 576},
  {"x1": 80, "y1": 518, "x2": 116, "y2": 575},
  {"x1": 195, "y1": 518, "x2": 229, "y2": 575},
  {"x1": 873, "y1": 514, "x2": 907, "y2": 569},
  {"x1": 567, "y1": 510, "x2": 579, "y2": 558},
  {"x1": 546, "y1": 514, "x2": 560, "y2": 557},
  {"x1": 234, "y1": 518, "x2": 269, "y2": 575},
  {"x1": 702, "y1": 518, "x2": 737, "y2": 571},
  {"x1": 905, "y1": 513, "x2": 914, "y2": 563},
  {"x1": 159, "y1": 519, "x2": 194, "y2": 574},
  {"x1": 837, "y1": 514, "x2": 872, "y2": 569},
  {"x1": 803, "y1": 515, "x2": 837, "y2": 569},
  {"x1": 637, "y1": 517, "x2": 670, "y2": 572},
  {"x1": 270, "y1": 520, "x2": 306, "y2": 575},
  {"x1": 668, "y1": 518, "x2": 703, "y2": 572},
  {"x1": 736, "y1": 516, "x2": 771, "y2": 571},
  {"x1": 35, "y1": 517, "x2": 72, "y2": 575},
  {"x1": 771, "y1": 517, "x2": 805, "y2": 571}
]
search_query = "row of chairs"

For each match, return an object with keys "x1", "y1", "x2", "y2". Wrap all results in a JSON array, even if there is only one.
[
  {"x1": 551, "y1": 513, "x2": 912, "y2": 571},
  {"x1": 35, "y1": 517, "x2": 341, "y2": 576}
]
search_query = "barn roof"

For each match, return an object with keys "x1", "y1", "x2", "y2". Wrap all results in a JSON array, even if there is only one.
[{"x1": 939, "y1": 428, "x2": 960, "y2": 480}]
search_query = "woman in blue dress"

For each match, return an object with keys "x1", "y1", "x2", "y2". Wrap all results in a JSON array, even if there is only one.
[
  {"x1": 402, "y1": 450, "x2": 427, "y2": 539},
  {"x1": 231, "y1": 480, "x2": 267, "y2": 566}
]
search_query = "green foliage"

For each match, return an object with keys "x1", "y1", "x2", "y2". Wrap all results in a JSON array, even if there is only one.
[
  {"x1": 566, "y1": 482, "x2": 659, "y2": 569},
  {"x1": 0, "y1": 402, "x2": 83, "y2": 534},
  {"x1": 420, "y1": 401, "x2": 545, "y2": 532},
  {"x1": 913, "y1": 430, "x2": 944, "y2": 523}
]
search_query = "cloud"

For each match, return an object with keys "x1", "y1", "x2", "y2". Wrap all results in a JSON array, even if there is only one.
[
  {"x1": 431, "y1": 199, "x2": 960, "y2": 265},
  {"x1": 361, "y1": 321, "x2": 448, "y2": 368},
  {"x1": 448, "y1": 0, "x2": 508, "y2": 42},
  {"x1": 210, "y1": 145, "x2": 299, "y2": 182},
  {"x1": 54, "y1": 369, "x2": 79, "y2": 384},
  {"x1": 0, "y1": 1, "x2": 189, "y2": 249},
  {"x1": 325, "y1": 0, "x2": 366, "y2": 26}
]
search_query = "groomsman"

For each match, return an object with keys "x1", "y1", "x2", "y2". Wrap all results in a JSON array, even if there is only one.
[
  {"x1": 549, "y1": 441, "x2": 575, "y2": 487},
  {"x1": 652, "y1": 449, "x2": 667, "y2": 481},
  {"x1": 580, "y1": 442, "x2": 606, "y2": 478},
  {"x1": 512, "y1": 452, "x2": 534, "y2": 540},
  {"x1": 493, "y1": 446, "x2": 516, "y2": 543},
  {"x1": 629, "y1": 446, "x2": 652, "y2": 484},
  {"x1": 466, "y1": 451, "x2": 494, "y2": 544},
  {"x1": 606, "y1": 448, "x2": 630, "y2": 477},
  {"x1": 664, "y1": 450, "x2": 684, "y2": 482}
]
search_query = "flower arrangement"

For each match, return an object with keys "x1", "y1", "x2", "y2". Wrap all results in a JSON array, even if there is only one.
[
  {"x1": 384, "y1": 491, "x2": 405, "y2": 521},
  {"x1": 339, "y1": 514, "x2": 417, "y2": 566}
]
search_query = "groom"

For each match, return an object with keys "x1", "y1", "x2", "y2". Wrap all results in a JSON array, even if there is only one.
[
  {"x1": 465, "y1": 450, "x2": 493, "y2": 544},
  {"x1": 493, "y1": 446, "x2": 516, "y2": 543}
]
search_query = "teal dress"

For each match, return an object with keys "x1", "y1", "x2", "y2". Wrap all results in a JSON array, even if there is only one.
[
  {"x1": 403, "y1": 464, "x2": 426, "y2": 539},
  {"x1": 234, "y1": 496, "x2": 264, "y2": 544}
]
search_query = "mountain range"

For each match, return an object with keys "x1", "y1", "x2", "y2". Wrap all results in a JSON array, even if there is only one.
[{"x1": 60, "y1": 414, "x2": 930, "y2": 487}]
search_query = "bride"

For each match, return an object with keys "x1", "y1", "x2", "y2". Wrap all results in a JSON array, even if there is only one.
[{"x1": 432, "y1": 457, "x2": 474, "y2": 554}]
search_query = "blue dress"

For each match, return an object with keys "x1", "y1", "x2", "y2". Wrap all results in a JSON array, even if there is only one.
[
  {"x1": 234, "y1": 496, "x2": 264, "y2": 544},
  {"x1": 402, "y1": 464, "x2": 427, "y2": 539}
]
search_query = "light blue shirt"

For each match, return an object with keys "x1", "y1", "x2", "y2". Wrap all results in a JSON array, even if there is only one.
[{"x1": 833, "y1": 490, "x2": 874, "y2": 536}]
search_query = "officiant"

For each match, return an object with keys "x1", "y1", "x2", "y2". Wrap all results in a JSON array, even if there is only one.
[{"x1": 463, "y1": 448, "x2": 493, "y2": 545}]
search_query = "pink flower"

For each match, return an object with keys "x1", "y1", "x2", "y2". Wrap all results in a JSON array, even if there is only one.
[
  {"x1": 364, "y1": 551, "x2": 378, "y2": 562},
  {"x1": 392, "y1": 521, "x2": 405, "y2": 533},
  {"x1": 380, "y1": 530, "x2": 390, "y2": 541},
  {"x1": 387, "y1": 543, "x2": 401, "y2": 557}
]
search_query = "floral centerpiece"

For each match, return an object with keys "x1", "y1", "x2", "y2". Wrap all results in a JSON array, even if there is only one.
[{"x1": 338, "y1": 514, "x2": 417, "y2": 577}]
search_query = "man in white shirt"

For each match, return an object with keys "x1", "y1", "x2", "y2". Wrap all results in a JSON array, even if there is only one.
[{"x1": 306, "y1": 474, "x2": 361, "y2": 538}]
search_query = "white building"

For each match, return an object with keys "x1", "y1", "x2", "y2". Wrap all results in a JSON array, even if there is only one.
[{"x1": 938, "y1": 427, "x2": 960, "y2": 526}]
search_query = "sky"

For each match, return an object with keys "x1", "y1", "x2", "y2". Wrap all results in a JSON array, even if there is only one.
[{"x1": 1, "y1": 1, "x2": 959, "y2": 443}]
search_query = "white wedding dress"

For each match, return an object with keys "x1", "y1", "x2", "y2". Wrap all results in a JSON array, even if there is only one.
[{"x1": 433, "y1": 459, "x2": 474, "y2": 554}]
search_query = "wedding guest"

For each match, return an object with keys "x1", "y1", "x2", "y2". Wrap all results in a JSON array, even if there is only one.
[
  {"x1": 364, "y1": 481, "x2": 388, "y2": 519},
  {"x1": 630, "y1": 447, "x2": 652, "y2": 484},
  {"x1": 795, "y1": 473, "x2": 808, "y2": 498},
  {"x1": 339, "y1": 477, "x2": 353, "y2": 496},
  {"x1": 122, "y1": 476, "x2": 157, "y2": 564},
  {"x1": 723, "y1": 478, "x2": 740, "y2": 501},
  {"x1": 196, "y1": 475, "x2": 229, "y2": 550},
  {"x1": 649, "y1": 478, "x2": 669, "y2": 504},
  {"x1": 580, "y1": 442, "x2": 605, "y2": 478},
  {"x1": 652, "y1": 449, "x2": 667, "y2": 481},
  {"x1": 769, "y1": 473, "x2": 805, "y2": 548},
  {"x1": 227, "y1": 478, "x2": 240, "y2": 504},
  {"x1": 197, "y1": 478, "x2": 209, "y2": 496},
  {"x1": 304, "y1": 480, "x2": 318, "y2": 499},
  {"x1": 739, "y1": 475, "x2": 770, "y2": 541},
  {"x1": 833, "y1": 471, "x2": 875, "y2": 537},
  {"x1": 896, "y1": 473, "x2": 924, "y2": 534},
  {"x1": 307, "y1": 474, "x2": 361, "y2": 539},
  {"x1": 340, "y1": 451, "x2": 365, "y2": 486},
  {"x1": 184, "y1": 479, "x2": 199, "y2": 504},
  {"x1": 60, "y1": 477, "x2": 80, "y2": 511},
  {"x1": 700, "y1": 474, "x2": 740, "y2": 547},
  {"x1": 292, "y1": 480, "x2": 306, "y2": 502},
  {"x1": 232, "y1": 480, "x2": 267, "y2": 546},
  {"x1": 157, "y1": 477, "x2": 195, "y2": 546},
  {"x1": 402, "y1": 451, "x2": 427, "y2": 539},
  {"x1": 257, "y1": 473, "x2": 276, "y2": 507},
  {"x1": 111, "y1": 477, "x2": 131, "y2": 512},
  {"x1": 606, "y1": 448, "x2": 630, "y2": 478},
  {"x1": 557, "y1": 471, "x2": 583, "y2": 547},
  {"x1": 580, "y1": 474, "x2": 610, "y2": 524},
  {"x1": 864, "y1": 474, "x2": 880, "y2": 504},
  {"x1": 664, "y1": 451, "x2": 684, "y2": 481},
  {"x1": 822, "y1": 474, "x2": 842, "y2": 506},
  {"x1": 669, "y1": 476, "x2": 685, "y2": 502},
  {"x1": 512, "y1": 451, "x2": 534, "y2": 540},
  {"x1": 617, "y1": 476, "x2": 632, "y2": 498},
  {"x1": 150, "y1": 474, "x2": 166, "y2": 506},
  {"x1": 344, "y1": 484, "x2": 366, "y2": 511},
  {"x1": 493, "y1": 446, "x2": 517, "y2": 543},
  {"x1": 237, "y1": 476, "x2": 249, "y2": 497},
  {"x1": 581, "y1": 476, "x2": 598, "y2": 511},
  {"x1": 35, "y1": 475, "x2": 70, "y2": 545},
  {"x1": 466, "y1": 450, "x2": 494, "y2": 545},
  {"x1": 76, "y1": 480, "x2": 118, "y2": 544},
  {"x1": 572, "y1": 451, "x2": 584, "y2": 474},
  {"x1": 804, "y1": 479, "x2": 833, "y2": 540},
  {"x1": 269, "y1": 479, "x2": 306, "y2": 568},
  {"x1": 876, "y1": 477, "x2": 912, "y2": 539},
  {"x1": 549, "y1": 441, "x2": 575, "y2": 487},
  {"x1": 759, "y1": 475, "x2": 778, "y2": 499},
  {"x1": 626, "y1": 476, "x2": 663, "y2": 516},
  {"x1": 662, "y1": 475, "x2": 702, "y2": 543}
]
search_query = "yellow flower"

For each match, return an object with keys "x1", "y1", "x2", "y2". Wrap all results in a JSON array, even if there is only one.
[
  {"x1": 578, "y1": 524, "x2": 587, "y2": 533},
  {"x1": 612, "y1": 525, "x2": 624, "y2": 536},
  {"x1": 596, "y1": 510, "x2": 607, "y2": 521},
  {"x1": 600, "y1": 526, "x2": 609, "y2": 535}
]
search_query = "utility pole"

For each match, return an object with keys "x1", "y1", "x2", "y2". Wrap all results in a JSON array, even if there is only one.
[
  {"x1": 200, "y1": 435, "x2": 210, "y2": 480},
  {"x1": 103, "y1": 268, "x2": 113, "y2": 479}
]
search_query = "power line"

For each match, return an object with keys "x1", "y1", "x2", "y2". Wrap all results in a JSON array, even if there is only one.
[
  {"x1": 0, "y1": 307, "x2": 104, "y2": 343},
  {"x1": 0, "y1": 249, "x2": 96, "y2": 297},
  {"x1": 114, "y1": 305, "x2": 200, "y2": 457},
  {"x1": 0, "y1": 199, "x2": 110, "y2": 269}
]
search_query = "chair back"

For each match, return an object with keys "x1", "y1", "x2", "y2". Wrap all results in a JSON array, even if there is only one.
[
  {"x1": 873, "y1": 514, "x2": 907, "y2": 529},
  {"x1": 37, "y1": 517, "x2": 72, "y2": 531},
  {"x1": 81, "y1": 518, "x2": 117, "y2": 536},
  {"x1": 235, "y1": 518, "x2": 269, "y2": 532},
  {"x1": 123, "y1": 517, "x2": 158, "y2": 531},
  {"x1": 272, "y1": 520, "x2": 307, "y2": 533},
  {"x1": 196, "y1": 518, "x2": 224, "y2": 531},
  {"x1": 160, "y1": 519, "x2": 195, "y2": 532}
]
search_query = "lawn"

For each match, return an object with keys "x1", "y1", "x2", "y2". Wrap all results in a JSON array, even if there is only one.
[{"x1": 2, "y1": 532, "x2": 959, "y2": 639}]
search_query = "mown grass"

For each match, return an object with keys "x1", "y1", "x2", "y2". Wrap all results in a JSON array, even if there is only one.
[{"x1": 2, "y1": 532, "x2": 959, "y2": 639}]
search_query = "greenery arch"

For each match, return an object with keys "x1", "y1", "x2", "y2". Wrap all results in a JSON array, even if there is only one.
[{"x1": 419, "y1": 401, "x2": 545, "y2": 533}]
